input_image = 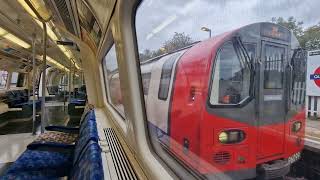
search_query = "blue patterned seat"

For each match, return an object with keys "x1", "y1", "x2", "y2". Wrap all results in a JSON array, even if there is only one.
[
  {"x1": 1, "y1": 139, "x2": 103, "y2": 180},
  {"x1": 1, "y1": 110, "x2": 100, "y2": 180},
  {"x1": 28, "y1": 115, "x2": 98, "y2": 149},
  {"x1": 26, "y1": 110, "x2": 96, "y2": 147},
  {"x1": 69, "y1": 140, "x2": 104, "y2": 180},
  {"x1": 1, "y1": 148, "x2": 73, "y2": 179}
]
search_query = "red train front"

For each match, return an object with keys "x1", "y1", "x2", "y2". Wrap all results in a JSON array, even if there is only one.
[{"x1": 139, "y1": 22, "x2": 306, "y2": 179}]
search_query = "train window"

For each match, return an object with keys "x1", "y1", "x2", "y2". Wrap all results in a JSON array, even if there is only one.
[
  {"x1": 102, "y1": 44, "x2": 125, "y2": 118},
  {"x1": 210, "y1": 42, "x2": 251, "y2": 105},
  {"x1": 291, "y1": 49, "x2": 307, "y2": 107},
  {"x1": 0, "y1": 70, "x2": 8, "y2": 89},
  {"x1": 264, "y1": 44, "x2": 285, "y2": 89},
  {"x1": 10, "y1": 72, "x2": 19, "y2": 87},
  {"x1": 158, "y1": 55, "x2": 178, "y2": 100},
  {"x1": 142, "y1": 72, "x2": 151, "y2": 95},
  {"x1": 244, "y1": 43, "x2": 256, "y2": 62},
  {"x1": 135, "y1": 0, "x2": 312, "y2": 179}
]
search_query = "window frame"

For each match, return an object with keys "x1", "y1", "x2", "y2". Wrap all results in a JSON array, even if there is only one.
[
  {"x1": 207, "y1": 38, "x2": 254, "y2": 108},
  {"x1": 101, "y1": 42, "x2": 126, "y2": 119}
]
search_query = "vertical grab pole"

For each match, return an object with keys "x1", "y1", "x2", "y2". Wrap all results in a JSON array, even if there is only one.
[
  {"x1": 73, "y1": 61, "x2": 75, "y2": 98},
  {"x1": 63, "y1": 70, "x2": 66, "y2": 111},
  {"x1": 32, "y1": 33, "x2": 36, "y2": 135},
  {"x1": 68, "y1": 59, "x2": 72, "y2": 103},
  {"x1": 40, "y1": 22, "x2": 47, "y2": 133}
]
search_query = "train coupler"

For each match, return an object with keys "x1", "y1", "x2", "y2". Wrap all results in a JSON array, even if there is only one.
[{"x1": 257, "y1": 160, "x2": 290, "y2": 180}]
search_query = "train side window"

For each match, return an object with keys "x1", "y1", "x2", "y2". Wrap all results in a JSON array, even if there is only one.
[
  {"x1": 142, "y1": 72, "x2": 151, "y2": 95},
  {"x1": 210, "y1": 42, "x2": 251, "y2": 105},
  {"x1": 102, "y1": 44, "x2": 125, "y2": 118},
  {"x1": 291, "y1": 49, "x2": 307, "y2": 106},
  {"x1": 158, "y1": 56, "x2": 176, "y2": 100},
  {"x1": 0, "y1": 70, "x2": 8, "y2": 89}
]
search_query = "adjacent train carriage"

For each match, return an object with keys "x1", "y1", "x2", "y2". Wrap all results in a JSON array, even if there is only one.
[{"x1": 112, "y1": 22, "x2": 306, "y2": 179}]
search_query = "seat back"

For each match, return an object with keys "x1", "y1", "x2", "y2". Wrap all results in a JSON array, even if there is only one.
[
  {"x1": 73, "y1": 119, "x2": 99, "y2": 166},
  {"x1": 69, "y1": 140, "x2": 104, "y2": 180}
]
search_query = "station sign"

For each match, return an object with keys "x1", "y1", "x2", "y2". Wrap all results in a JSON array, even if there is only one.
[{"x1": 306, "y1": 50, "x2": 320, "y2": 96}]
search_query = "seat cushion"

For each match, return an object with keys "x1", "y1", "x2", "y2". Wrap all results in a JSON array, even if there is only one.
[
  {"x1": 5, "y1": 149, "x2": 73, "y2": 177},
  {"x1": 1, "y1": 169, "x2": 62, "y2": 180},
  {"x1": 35, "y1": 131, "x2": 79, "y2": 145}
]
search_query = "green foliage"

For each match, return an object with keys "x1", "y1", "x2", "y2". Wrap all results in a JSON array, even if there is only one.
[
  {"x1": 271, "y1": 16, "x2": 304, "y2": 37},
  {"x1": 163, "y1": 32, "x2": 193, "y2": 53},
  {"x1": 272, "y1": 16, "x2": 320, "y2": 50},
  {"x1": 140, "y1": 32, "x2": 193, "y2": 62}
]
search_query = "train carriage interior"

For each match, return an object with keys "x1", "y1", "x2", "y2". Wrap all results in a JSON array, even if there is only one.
[{"x1": 0, "y1": 0, "x2": 319, "y2": 180}]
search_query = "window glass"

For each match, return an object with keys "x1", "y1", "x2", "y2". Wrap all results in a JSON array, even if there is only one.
[
  {"x1": 210, "y1": 42, "x2": 250, "y2": 105},
  {"x1": 142, "y1": 72, "x2": 151, "y2": 95},
  {"x1": 102, "y1": 44, "x2": 125, "y2": 118},
  {"x1": 77, "y1": 0, "x2": 102, "y2": 49},
  {"x1": 264, "y1": 44, "x2": 285, "y2": 89},
  {"x1": 158, "y1": 54, "x2": 178, "y2": 100},
  {"x1": 17, "y1": 73, "x2": 26, "y2": 87},
  {"x1": 10, "y1": 72, "x2": 19, "y2": 87},
  {"x1": 244, "y1": 43, "x2": 256, "y2": 62},
  {"x1": 135, "y1": 0, "x2": 313, "y2": 179},
  {"x1": 0, "y1": 70, "x2": 8, "y2": 89},
  {"x1": 291, "y1": 49, "x2": 307, "y2": 107}
]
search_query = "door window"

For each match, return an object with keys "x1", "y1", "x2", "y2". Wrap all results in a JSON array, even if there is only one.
[{"x1": 264, "y1": 44, "x2": 285, "y2": 89}]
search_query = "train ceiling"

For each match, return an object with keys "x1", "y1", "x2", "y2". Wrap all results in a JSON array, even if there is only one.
[{"x1": 0, "y1": 0, "x2": 81, "y2": 72}]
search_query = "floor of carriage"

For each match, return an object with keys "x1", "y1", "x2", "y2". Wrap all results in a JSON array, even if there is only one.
[{"x1": 0, "y1": 102, "x2": 76, "y2": 170}]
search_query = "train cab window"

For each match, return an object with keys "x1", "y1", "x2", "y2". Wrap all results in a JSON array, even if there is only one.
[
  {"x1": 102, "y1": 44, "x2": 125, "y2": 118},
  {"x1": 210, "y1": 42, "x2": 251, "y2": 105},
  {"x1": 244, "y1": 43, "x2": 256, "y2": 62},
  {"x1": 0, "y1": 70, "x2": 8, "y2": 89}
]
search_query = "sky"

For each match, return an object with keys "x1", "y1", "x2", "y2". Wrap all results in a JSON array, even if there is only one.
[{"x1": 135, "y1": 0, "x2": 320, "y2": 52}]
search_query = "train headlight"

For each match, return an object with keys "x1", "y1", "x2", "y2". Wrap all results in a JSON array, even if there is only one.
[
  {"x1": 292, "y1": 121, "x2": 302, "y2": 133},
  {"x1": 218, "y1": 132, "x2": 228, "y2": 143},
  {"x1": 218, "y1": 130, "x2": 246, "y2": 144}
]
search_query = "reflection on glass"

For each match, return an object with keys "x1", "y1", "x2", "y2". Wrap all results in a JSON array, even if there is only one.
[
  {"x1": 136, "y1": 0, "x2": 311, "y2": 179},
  {"x1": 10, "y1": 72, "x2": 19, "y2": 88},
  {"x1": 102, "y1": 44, "x2": 125, "y2": 118},
  {"x1": 210, "y1": 42, "x2": 251, "y2": 105},
  {"x1": 0, "y1": 70, "x2": 8, "y2": 89}
]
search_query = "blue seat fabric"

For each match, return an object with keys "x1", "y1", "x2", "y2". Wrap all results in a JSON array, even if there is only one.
[{"x1": 1, "y1": 109, "x2": 103, "y2": 180}]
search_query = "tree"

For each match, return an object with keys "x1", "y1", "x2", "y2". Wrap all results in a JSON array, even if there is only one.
[
  {"x1": 139, "y1": 32, "x2": 193, "y2": 62},
  {"x1": 163, "y1": 32, "x2": 193, "y2": 53},
  {"x1": 272, "y1": 17, "x2": 320, "y2": 50},
  {"x1": 271, "y1": 16, "x2": 304, "y2": 37},
  {"x1": 302, "y1": 23, "x2": 320, "y2": 50}
]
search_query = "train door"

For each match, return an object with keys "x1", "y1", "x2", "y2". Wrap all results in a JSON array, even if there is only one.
[{"x1": 257, "y1": 41, "x2": 288, "y2": 159}]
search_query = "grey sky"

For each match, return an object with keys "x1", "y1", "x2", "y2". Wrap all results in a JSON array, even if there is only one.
[{"x1": 135, "y1": 0, "x2": 320, "y2": 52}]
